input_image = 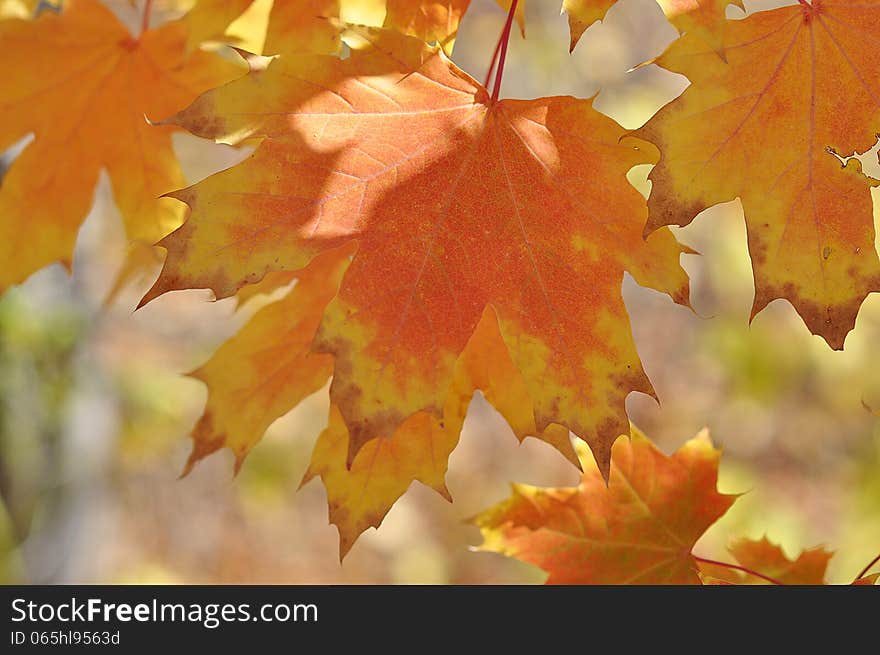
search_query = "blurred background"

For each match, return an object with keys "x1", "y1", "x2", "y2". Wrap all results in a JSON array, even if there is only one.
[{"x1": 1, "y1": 0, "x2": 878, "y2": 584}]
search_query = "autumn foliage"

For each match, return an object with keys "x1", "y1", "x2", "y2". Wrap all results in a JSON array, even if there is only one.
[
  {"x1": 0, "y1": 0, "x2": 878, "y2": 584},
  {"x1": 475, "y1": 429, "x2": 879, "y2": 585}
]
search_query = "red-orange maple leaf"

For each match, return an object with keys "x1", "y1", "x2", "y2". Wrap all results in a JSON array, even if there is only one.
[
  {"x1": 697, "y1": 536, "x2": 833, "y2": 585},
  {"x1": 474, "y1": 428, "x2": 737, "y2": 584},
  {"x1": 142, "y1": 27, "x2": 691, "y2": 477}
]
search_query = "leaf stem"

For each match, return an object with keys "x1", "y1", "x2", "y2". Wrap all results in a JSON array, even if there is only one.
[
  {"x1": 140, "y1": 0, "x2": 154, "y2": 37},
  {"x1": 490, "y1": 0, "x2": 518, "y2": 102},
  {"x1": 692, "y1": 555, "x2": 786, "y2": 586},
  {"x1": 853, "y1": 550, "x2": 880, "y2": 583},
  {"x1": 483, "y1": 30, "x2": 504, "y2": 90}
]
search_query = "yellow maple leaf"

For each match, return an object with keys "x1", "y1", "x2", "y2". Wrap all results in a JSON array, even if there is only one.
[
  {"x1": 638, "y1": 0, "x2": 880, "y2": 349},
  {"x1": 0, "y1": 0, "x2": 243, "y2": 292}
]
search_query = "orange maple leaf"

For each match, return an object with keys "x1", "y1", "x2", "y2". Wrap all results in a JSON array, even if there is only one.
[
  {"x1": 697, "y1": 536, "x2": 833, "y2": 585},
  {"x1": 0, "y1": 0, "x2": 243, "y2": 292},
  {"x1": 142, "y1": 26, "x2": 690, "y2": 477},
  {"x1": 474, "y1": 428, "x2": 737, "y2": 584},
  {"x1": 637, "y1": 0, "x2": 880, "y2": 349},
  {"x1": 475, "y1": 430, "x2": 880, "y2": 585}
]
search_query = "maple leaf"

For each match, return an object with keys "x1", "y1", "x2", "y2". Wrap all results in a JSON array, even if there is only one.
[
  {"x1": 473, "y1": 428, "x2": 737, "y2": 584},
  {"x1": 697, "y1": 536, "x2": 833, "y2": 585},
  {"x1": 142, "y1": 26, "x2": 690, "y2": 478},
  {"x1": 0, "y1": 0, "x2": 243, "y2": 292},
  {"x1": 637, "y1": 0, "x2": 880, "y2": 349}
]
